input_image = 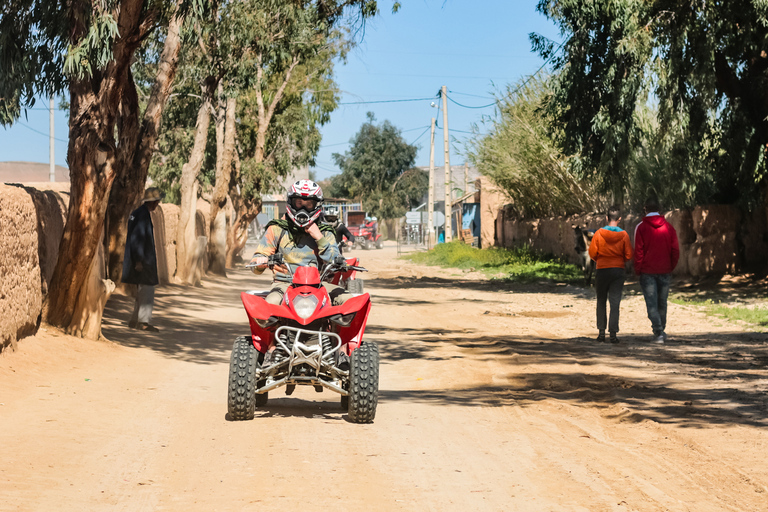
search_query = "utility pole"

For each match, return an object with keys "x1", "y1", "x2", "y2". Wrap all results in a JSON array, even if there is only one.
[
  {"x1": 428, "y1": 117, "x2": 436, "y2": 245},
  {"x1": 464, "y1": 161, "x2": 469, "y2": 198},
  {"x1": 49, "y1": 95, "x2": 55, "y2": 182},
  {"x1": 441, "y1": 85, "x2": 452, "y2": 243}
]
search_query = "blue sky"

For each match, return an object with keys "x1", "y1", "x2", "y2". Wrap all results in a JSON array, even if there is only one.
[{"x1": 0, "y1": 0, "x2": 560, "y2": 180}]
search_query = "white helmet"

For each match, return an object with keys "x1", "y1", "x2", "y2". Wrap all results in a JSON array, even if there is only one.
[
  {"x1": 323, "y1": 205, "x2": 340, "y2": 222},
  {"x1": 286, "y1": 179, "x2": 324, "y2": 228}
]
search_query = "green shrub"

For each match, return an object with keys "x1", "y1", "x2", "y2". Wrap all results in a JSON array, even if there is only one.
[{"x1": 405, "y1": 242, "x2": 583, "y2": 284}]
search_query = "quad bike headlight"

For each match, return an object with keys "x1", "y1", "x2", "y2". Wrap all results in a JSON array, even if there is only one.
[
  {"x1": 293, "y1": 295, "x2": 319, "y2": 320},
  {"x1": 329, "y1": 313, "x2": 356, "y2": 326},
  {"x1": 255, "y1": 315, "x2": 279, "y2": 328}
]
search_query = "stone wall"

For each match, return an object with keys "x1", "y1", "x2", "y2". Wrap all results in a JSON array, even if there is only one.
[{"x1": 495, "y1": 204, "x2": 765, "y2": 278}]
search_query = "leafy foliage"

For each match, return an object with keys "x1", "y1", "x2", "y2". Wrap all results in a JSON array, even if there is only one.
[
  {"x1": 534, "y1": 0, "x2": 768, "y2": 207},
  {"x1": 467, "y1": 74, "x2": 604, "y2": 217},
  {"x1": 329, "y1": 112, "x2": 426, "y2": 219}
]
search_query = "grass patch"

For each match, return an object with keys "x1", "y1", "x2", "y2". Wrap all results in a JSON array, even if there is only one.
[
  {"x1": 404, "y1": 241, "x2": 583, "y2": 284},
  {"x1": 671, "y1": 296, "x2": 768, "y2": 330}
]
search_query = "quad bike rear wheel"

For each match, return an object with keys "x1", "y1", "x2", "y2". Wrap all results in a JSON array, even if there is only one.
[
  {"x1": 347, "y1": 341, "x2": 379, "y2": 423},
  {"x1": 228, "y1": 336, "x2": 266, "y2": 420}
]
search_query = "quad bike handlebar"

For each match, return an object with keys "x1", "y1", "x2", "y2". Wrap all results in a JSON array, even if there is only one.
[{"x1": 245, "y1": 253, "x2": 366, "y2": 281}]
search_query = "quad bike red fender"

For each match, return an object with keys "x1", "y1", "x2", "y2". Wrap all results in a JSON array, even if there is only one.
[
  {"x1": 328, "y1": 257, "x2": 359, "y2": 286},
  {"x1": 240, "y1": 290, "x2": 371, "y2": 354},
  {"x1": 322, "y1": 293, "x2": 371, "y2": 355}
]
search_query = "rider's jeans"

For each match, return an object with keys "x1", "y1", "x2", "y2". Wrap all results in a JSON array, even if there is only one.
[
  {"x1": 639, "y1": 273, "x2": 671, "y2": 335},
  {"x1": 266, "y1": 281, "x2": 351, "y2": 306}
]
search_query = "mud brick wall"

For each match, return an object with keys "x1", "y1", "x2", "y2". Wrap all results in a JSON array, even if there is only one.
[
  {"x1": 0, "y1": 185, "x2": 43, "y2": 351},
  {"x1": 495, "y1": 205, "x2": 765, "y2": 278}
]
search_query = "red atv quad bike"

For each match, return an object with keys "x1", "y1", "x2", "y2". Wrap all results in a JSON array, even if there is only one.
[
  {"x1": 228, "y1": 254, "x2": 378, "y2": 423},
  {"x1": 328, "y1": 255, "x2": 365, "y2": 294},
  {"x1": 347, "y1": 212, "x2": 384, "y2": 250}
]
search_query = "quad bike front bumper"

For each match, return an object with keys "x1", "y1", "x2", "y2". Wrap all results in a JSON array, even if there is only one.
[{"x1": 254, "y1": 326, "x2": 349, "y2": 396}]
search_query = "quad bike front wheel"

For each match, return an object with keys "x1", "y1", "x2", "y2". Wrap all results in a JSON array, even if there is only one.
[
  {"x1": 228, "y1": 336, "x2": 266, "y2": 420},
  {"x1": 375, "y1": 239, "x2": 384, "y2": 249},
  {"x1": 346, "y1": 279, "x2": 364, "y2": 294},
  {"x1": 348, "y1": 341, "x2": 379, "y2": 423}
]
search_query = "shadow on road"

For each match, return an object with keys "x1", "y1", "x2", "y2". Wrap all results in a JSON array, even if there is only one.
[
  {"x1": 101, "y1": 271, "x2": 258, "y2": 365},
  {"x1": 373, "y1": 328, "x2": 768, "y2": 429}
]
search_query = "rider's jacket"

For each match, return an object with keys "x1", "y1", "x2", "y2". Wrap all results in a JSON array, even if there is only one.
[{"x1": 252, "y1": 224, "x2": 340, "y2": 283}]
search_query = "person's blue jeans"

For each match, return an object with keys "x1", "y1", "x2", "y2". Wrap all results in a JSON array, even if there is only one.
[{"x1": 639, "y1": 273, "x2": 671, "y2": 335}]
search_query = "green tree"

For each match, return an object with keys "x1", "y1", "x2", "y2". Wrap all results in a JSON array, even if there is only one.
[
  {"x1": 533, "y1": 0, "x2": 768, "y2": 206},
  {"x1": 330, "y1": 113, "x2": 426, "y2": 219},
  {"x1": 0, "y1": 0, "x2": 202, "y2": 336},
  {"x1": 467, "y1": 74, "x2": 603, "y2": 217}
]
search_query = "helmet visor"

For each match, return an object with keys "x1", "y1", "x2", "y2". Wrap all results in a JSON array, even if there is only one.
[{"x1": 291, "y1": 197, "x2": 318, "y2": 210}]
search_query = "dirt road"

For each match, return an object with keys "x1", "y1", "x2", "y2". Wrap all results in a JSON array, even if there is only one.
[{"x1": 2, "y1": 243, "x2": 767, "y2": 511}]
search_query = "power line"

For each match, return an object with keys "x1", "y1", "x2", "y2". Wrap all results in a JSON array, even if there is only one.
[
  {"x1": 409, "y1": 125, "x2": 431, "y2": 145},
  {"x1": 443, "y1": 42, "x2": 565, "y2": 111},
  {"x1": 338, "y1": 96, "x2": 435, "y2": 105},
  {"x1": 449, "y1": 90, "x2": 495, "y2": 100},
  {"x1": 447, "y1": 96, "x2": 497, "y2": 109},
  {"x1": 16, "y1": 121, "x2": 67, "y2": 143}
]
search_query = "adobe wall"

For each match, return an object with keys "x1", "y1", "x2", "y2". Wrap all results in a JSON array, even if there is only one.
[
  {"x1": 495, "y1": 204, "x2": 766, "y2": 278},
  {"x1": 0, "y1": 181, "x2": 211, "y2": 350},
  {"x1": 0, "y1": 185, "x2": 56, "y2": 351}
]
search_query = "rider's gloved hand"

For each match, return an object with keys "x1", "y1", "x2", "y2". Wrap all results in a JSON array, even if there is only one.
[
  {"x1": 249, "y1": 255, "x2": 269, "y2": 268},
  {"x1": 304, "y1": 223, "x2": 322, "y2": 241}
]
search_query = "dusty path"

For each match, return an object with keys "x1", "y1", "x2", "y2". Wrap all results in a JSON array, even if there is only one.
[{"x1": 2, "y1": 242, "x2": 767, "y2": 511}]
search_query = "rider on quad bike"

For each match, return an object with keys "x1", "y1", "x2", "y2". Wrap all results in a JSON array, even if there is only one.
[
  {"x1": 248, "y1": 180, "x2": 351, "y2": 308},
  {"x1": 322, "y1": 206, "x2": 355, "y2": 253},
  {"x1": 231, "y1": 180, "x2": 379, "y2": 423}
]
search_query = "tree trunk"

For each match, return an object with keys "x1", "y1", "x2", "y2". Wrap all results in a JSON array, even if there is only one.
[
  {"x1": 226, "y1": 198, "x2": 261, "y2": 267},
  {"x1": 46, "y1": 0, "x2": 146, "y2": 335},
  {"x1": 208, "y1": 93, "x2": 237, "y2": 276},
  {"x1": 177, "y1": 79, "x2": 216, "y2": 285},
  {"x1": 225, "y1": 151, "x2": 261, "y2": 267},
  {"x1": 106, "y1": 10, "x2": 183, "y2": 283}
]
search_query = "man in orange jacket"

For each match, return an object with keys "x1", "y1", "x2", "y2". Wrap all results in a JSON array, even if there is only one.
[{"x1": 588, "y1": 206, "x2": 633, "y2": 343}]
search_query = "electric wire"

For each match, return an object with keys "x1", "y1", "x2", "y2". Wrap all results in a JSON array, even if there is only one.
[
  {"x1": 444, "y1": 42, "x2": 564, "y2": 110},
  {"x1": 409, "y1": 125, "x2": 431, "y2": 145},
  {"x1": 338, "y1": 96, "x2": 436, "y2": 105},
  {"x1": 15, "y1": 121, "x2": 68, "y2": 143}
]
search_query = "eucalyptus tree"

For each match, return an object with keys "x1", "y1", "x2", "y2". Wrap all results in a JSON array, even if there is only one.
[
  {"x1": 467, "y1": 74, "x2": 602, "y2": 217},
  {"x1": 0, "y1": 0, "x2": 207, "y2": 337},
  {"x1": 534, "y1": 0, "x2": 768, "y2": 206},
  {"x1": 330, "y1": 113, "x2": 426, "y2": 219},
  {"x1": 167, "y1": 0, "x2": 387, "y2": 278}
]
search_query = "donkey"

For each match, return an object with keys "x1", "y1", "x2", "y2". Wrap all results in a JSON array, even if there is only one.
[{"x1": 572, "y1": 225, "x2": 596, "y2": 286}]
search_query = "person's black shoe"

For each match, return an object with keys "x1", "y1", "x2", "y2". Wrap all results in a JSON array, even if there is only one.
[
  {"x1": 596, "y1": 333, "x2": 606, "y2": 343},
  {"x1": 609, "y1": 332, "x2": 619, "y2": 344}
]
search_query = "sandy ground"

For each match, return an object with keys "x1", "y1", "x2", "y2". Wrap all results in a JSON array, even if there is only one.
[{"x1": 1, "y1": 242, "x2": 767, "y2": 511}]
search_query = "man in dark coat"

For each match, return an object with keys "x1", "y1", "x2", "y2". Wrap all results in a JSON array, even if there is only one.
[{"x1": 122, "y1": 187, "x2": 162, "y2": 331}]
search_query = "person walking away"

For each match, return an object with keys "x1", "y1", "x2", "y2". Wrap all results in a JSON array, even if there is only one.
[
  {"x1": 634, "y1": 197, "x2": 679, "y2": 343},
  {"x1": 122, "y1": 187, "x2": 163, "y2": 331},
  {"x1": 588, "y1": 206, "x2": 632, "y2": 343}
]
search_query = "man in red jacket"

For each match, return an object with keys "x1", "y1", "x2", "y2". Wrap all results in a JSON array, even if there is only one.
[{"x1": 634, "y1": 197, "x2": 680, "y2": 343}]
